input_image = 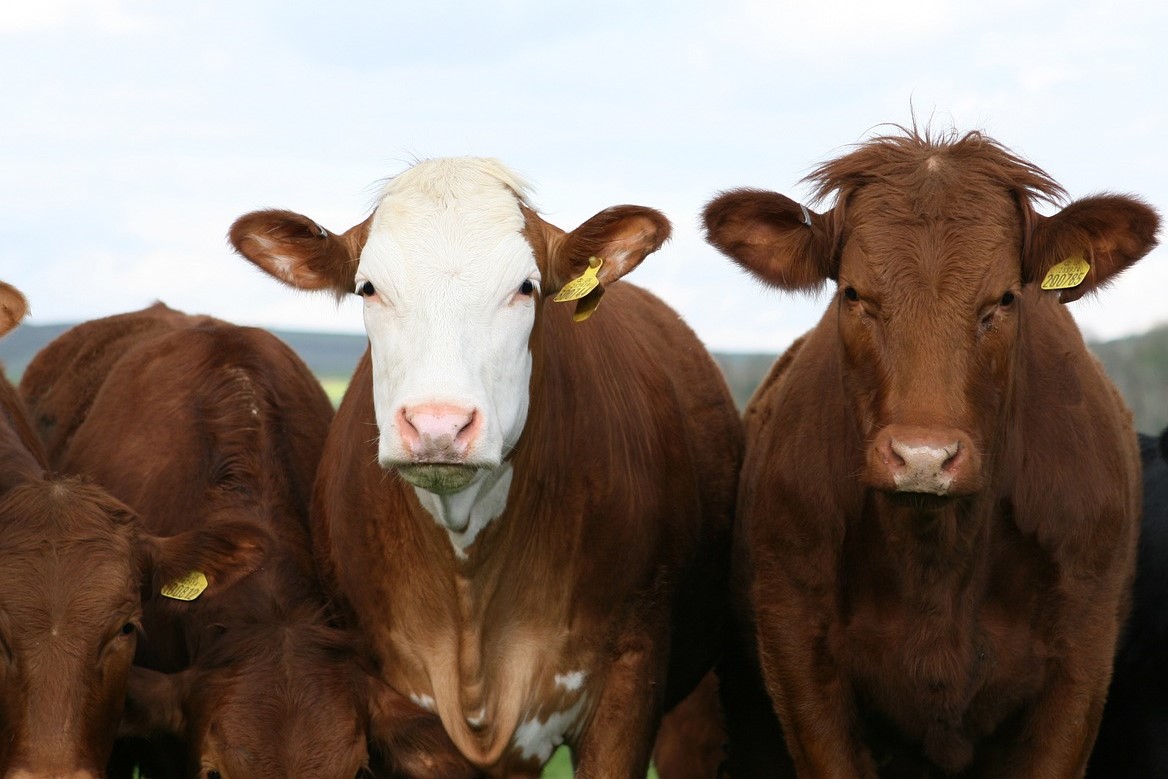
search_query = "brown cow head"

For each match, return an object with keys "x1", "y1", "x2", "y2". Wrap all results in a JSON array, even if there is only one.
[
  {"x1": 229, "y1": 158, "x2": 667, "y2": 545},
  {"x1": 122, "y1": 628, "x2": 477, "y2": 779},
  {"x1": 705, "y1": 129, "x2": 1159, "y2": 499},
  {"x1": 0, "y1": 479, "x2": 267, "y2": 779}
]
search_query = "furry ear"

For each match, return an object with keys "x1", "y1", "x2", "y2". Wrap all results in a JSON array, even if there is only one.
[
  {"x1": 1025, "y1": 194, "x2": 1160, "y2": 303},
  {"x1": 703, "y1": 188, "x2": 837, "y2": 291},
  {"x1": 140, "y1": 518, "x2": 270, "y2": 601},
  {"x1": 0, "y1": 281, "x2": 28, "y2": 337},
  {"x1": 528, "y1": 204, "x2": 670, "y2": 295},
  {"x1": 229, "y1": 210, "x2": 373, "y2": 299}
]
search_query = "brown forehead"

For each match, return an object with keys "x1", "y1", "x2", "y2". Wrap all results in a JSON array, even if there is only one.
[{"x1": 818, "y1": 130, "x2": 1061, "y2": 291}]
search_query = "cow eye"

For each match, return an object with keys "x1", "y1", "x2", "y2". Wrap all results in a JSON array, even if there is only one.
[
  {"x1": 999, "y1": 291, "x2": 1015, "y2": 307},
  {"x1": 843, "y1": 286, "x2": 860, "y2": 302},
  {"x1": 519, "y1": 279, "x2": 536, "y2": 296},
  {"x1": 356, "y1": 281, "x2": 375, "y2": 297},
  {"x1": 207, "y1": 770, "x2": 222, "y2": 779},
  {"x1": 120, "y1": 622, "x2": 136, "y2": 636}
]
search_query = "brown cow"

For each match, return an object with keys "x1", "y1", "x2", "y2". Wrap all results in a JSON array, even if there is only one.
[
  {"x1": 229, "y1": 157, "x2": 742, "y2": 776},
  {"x1": 0, "y1": 287, "x2": 267, "y2": 779},
  {"x1": 19, "y1": 304, "x2": 474, "y2": 779},
  {"x1": 703, "y1": 127, "x2": 1160, "y2": 777}
]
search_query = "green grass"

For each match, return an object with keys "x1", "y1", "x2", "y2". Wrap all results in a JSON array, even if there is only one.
[
  {"x1": 540, "y1": 746, "x2": 659, "y2": 778},
  {"x1": 318, "y1": 375, "x2": 350, "y2": 407}
]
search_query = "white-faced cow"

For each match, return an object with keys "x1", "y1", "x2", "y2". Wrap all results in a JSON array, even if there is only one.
[
  {"x1": 703, "y1": 127, "x2": 1159, "y2": 777},
  {"x1": 229, "y1": 158, "x2": 742, "y2": 776},
  {"x1": 0, "y1": 286, "x2": 268, "y2": 779},
  {"x1": 19, "y1": 303, "x2": 476, "y2": 779}
]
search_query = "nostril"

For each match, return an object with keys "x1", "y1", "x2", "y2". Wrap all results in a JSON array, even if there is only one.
[
  {"x1": 454, "y1": 409, "x2": 477, "y2": 443},
  {"x1": 942, "y1": 443, "x2": 963, "y2": 473}
]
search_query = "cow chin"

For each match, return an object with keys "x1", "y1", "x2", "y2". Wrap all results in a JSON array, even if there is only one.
[{"x1": 395, "y1": 463, "x2": 481, "y2": 494}]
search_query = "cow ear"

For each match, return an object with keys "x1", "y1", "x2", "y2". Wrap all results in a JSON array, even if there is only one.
[
  {"x1": 365, "y1": 676, "x2": 477, "y2": 778},
  {"x1": 531, "y1": 205, "x2": 671, "y2": 295},
  {"x1": 229, "y1": 209, "x2": 373, "y2": 299},
  {"x1": 1025, "y1": 194, "x2": 1160, "y2": 304},
  {"x1": 0, "y1": 281, "x2": 28, "y2": 337},
  {"x1": 142, "y1": 519, "x2": 270, "y2": 600},
  {"x1": 703, "y1": 188, "x2": 836, "y2": 291},
  {"x1": 120, "y1": 666, "x2": 191, "y2": 737}
]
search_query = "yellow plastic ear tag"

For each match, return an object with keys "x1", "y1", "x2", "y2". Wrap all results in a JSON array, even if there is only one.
[
  {"x1": 1041, "y1": 254, "x2": 1091, "y2": 291},
  {"x1": 571, "y1": 286, "x2": 605, "y2": 322},
  {"x1": 160, "y1": 571, "x2": 209, "y2": 601},
  {"x1": 553, "y1": 256, "x2": 604, "y2": 303}
]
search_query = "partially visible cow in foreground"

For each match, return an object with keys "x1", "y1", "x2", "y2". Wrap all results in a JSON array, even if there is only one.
[
  {"x1": 0, "y1": 287, "x2": 266, "y2": 778},
  {"x1": 1089, "y1": 427, "x2": 1168, "y2": 777},
  {"x1": 20, "y1": 304, "x2": 474, "y2": 778},
  {"x1": 230, "y1": 157, "x2": 742, "y2": 776},
  {"x1": 704, "y1": 127, "x2": 1159, "y2": 777}
]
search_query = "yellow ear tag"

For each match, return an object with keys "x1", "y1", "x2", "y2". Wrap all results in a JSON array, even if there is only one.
[
  {"x1": 160, "y1": 571, "x2": 209, "y2": 601},
  {"x1": 571, "y1": 285, "x2": 605, "y2": 322},
  {"x1": 553, "y1": 256, "x2": 604, "y2": 303},
  {"x1": 1041, "y1": 254, "x2": 1091, "y2": 290}
]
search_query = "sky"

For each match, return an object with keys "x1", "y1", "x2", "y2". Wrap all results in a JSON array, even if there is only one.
[{"x1": 1, "y1": 0, "x2": 1165, "y2": 353}]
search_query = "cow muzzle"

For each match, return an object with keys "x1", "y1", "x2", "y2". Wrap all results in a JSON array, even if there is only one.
[
  {"x1": 389, "y1": 402, "x2": 486, "y2": 494},
  {"x1": 865, "y1": 426, "x2": 982, "y2": 497}
]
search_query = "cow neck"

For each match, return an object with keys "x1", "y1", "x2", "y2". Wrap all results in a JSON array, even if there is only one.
[{"x1": 412, "y1": 463, "x2": 515, "y2": 560}]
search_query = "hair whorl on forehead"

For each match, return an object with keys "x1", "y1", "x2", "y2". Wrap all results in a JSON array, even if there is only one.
[
  {"x1": 375, "y1": 156, "x2": 536, "y2": 209},
  {"x1": 804, "y1": 125, "x2": 1069, "y2": 212}
]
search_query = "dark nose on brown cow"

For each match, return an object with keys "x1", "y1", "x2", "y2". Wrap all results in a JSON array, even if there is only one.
[
  {"x1": 866, "y1": 426, "x2": 980, "y2": 497},
  {"x1": 397, "y1": 403, "x2": 481, "y2": 460}
]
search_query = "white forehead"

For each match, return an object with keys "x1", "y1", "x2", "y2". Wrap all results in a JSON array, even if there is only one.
[{"x1": 361, "y1": 158, "x2": 537, "y2": 286}]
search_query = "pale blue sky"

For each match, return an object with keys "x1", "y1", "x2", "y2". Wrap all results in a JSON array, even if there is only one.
[{"x1": 2, "y1": 0, "x2": 1165, "y2": 351}]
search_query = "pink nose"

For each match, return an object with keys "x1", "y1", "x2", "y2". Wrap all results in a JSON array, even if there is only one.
[
  {"x1": 866, "y1": 426, "x2": 980, "y2": 496},
  {"x1": 397, "y1": 403, "x2": 480, "y2": 459}
]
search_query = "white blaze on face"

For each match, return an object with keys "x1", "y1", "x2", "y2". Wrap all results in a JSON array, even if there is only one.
[{"x1": 356, "y1": 159, "x2": 539, "y2": 508}]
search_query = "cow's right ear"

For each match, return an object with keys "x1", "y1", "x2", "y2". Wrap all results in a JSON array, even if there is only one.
[
  {"x1": 229, "y1": 210, "x2": 373, "y2": 299},
  {"x1": 703, "y1": 189, "x2": 837, "y2": 291},
  {"x1": 0, "y1": 281, "x2": 28, "y2": 337},
  {"x1": 141, "y1": 519, "x2": 270, "y2": 601},
  {"x1": 120, "y1": 666, "x2": 192, "y2": 737}
]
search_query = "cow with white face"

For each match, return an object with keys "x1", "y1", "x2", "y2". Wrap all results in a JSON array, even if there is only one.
[{"x1": 230, "y1": 158, "x2": 742, "y2": 776}]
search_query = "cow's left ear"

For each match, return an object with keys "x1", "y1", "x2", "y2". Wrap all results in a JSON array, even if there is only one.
[
  {"x1": 141, "y1": 517, "x2": 270, "y2": 601},
  {"x1": 1025, "y1": 194, "x2": 1160, "y2": 303},
  {"x1": 527, "y1": 205, "x2": 671, "y2": 295},
  {"x1": 0, "y1": 281, "x2": 28, "y2": 337}
]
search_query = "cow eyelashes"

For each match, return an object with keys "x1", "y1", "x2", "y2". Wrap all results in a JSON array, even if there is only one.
[
  {"x1": 519, "y1": 279, "x2": 537, "y2": 296},
  {"x1": 356, "y1": 281, "x2": 375, "y2": 297},
  {"x1": 843, "y1": 286, "x2": 860, "y2": 302},
  {"x1": 1000, "y1": 291, "x2": 1016, "y2": 307}
]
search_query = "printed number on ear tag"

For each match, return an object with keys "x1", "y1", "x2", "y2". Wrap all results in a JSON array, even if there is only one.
[
  {"x1": 553, "y1": 257, "x2": 604, "y2": 303},
  {"x1": 1041, "y1": 255, "x2": 1091, "y2": 290},
  {"x1": 161, "y1": 571, "x2": 209, "y2": 601}
]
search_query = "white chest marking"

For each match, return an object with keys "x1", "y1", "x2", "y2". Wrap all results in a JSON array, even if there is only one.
[
  {"x1": 512, "y1": 696, "x2": 588, "y2": 764},
  {"x1": 554, "y1": 670, "x2": 586, "y2": 692},
  {"x1": 414, "y1": 463, "x2": 513, "y2": 557},
  {"x1": 409, "y1": 693, "x2": 436, "y2": 712}
]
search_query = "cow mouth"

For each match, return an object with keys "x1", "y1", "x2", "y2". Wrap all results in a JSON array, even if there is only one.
[
  {"x1": 395, "y1": 463, "x2": 481, "y2": 494},
  {"x1": 882, "y1": 490, "x2": 958, "y2": 513}
]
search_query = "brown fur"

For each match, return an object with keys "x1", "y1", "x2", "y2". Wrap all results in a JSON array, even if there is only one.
[
  {"x1": 20, "y1": 305, "x2": 471, "y2": 778},
  {"x1": 1, "y1": 297, "x2": 265, "y2": 777},
  {"x1": 230, "y1": 185, "x2": 741, "y2": 776},
  {"x1": 704, "y1": 127, "x2": 1160, "y2": 777},
  {"x1": 318, "y1": 281, "x2": 739, "y2": 776}
]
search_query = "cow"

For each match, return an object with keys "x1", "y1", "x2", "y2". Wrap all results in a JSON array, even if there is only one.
[
  {"x1": 0, "y1": 286, "x2": 267, "y2": 779},
  {"x1": 1088, "y1": 428, "x2": 1168, "y2": 777},
  {"x1": 19, "y1": 303, "x2": 474, "y2": 779},
  {"x1": 228, "y1": 156, "x2": 743, "y2": 777},
  {"x1": 702, "y1": 126, "x2": 1160, "y2": 777}
]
